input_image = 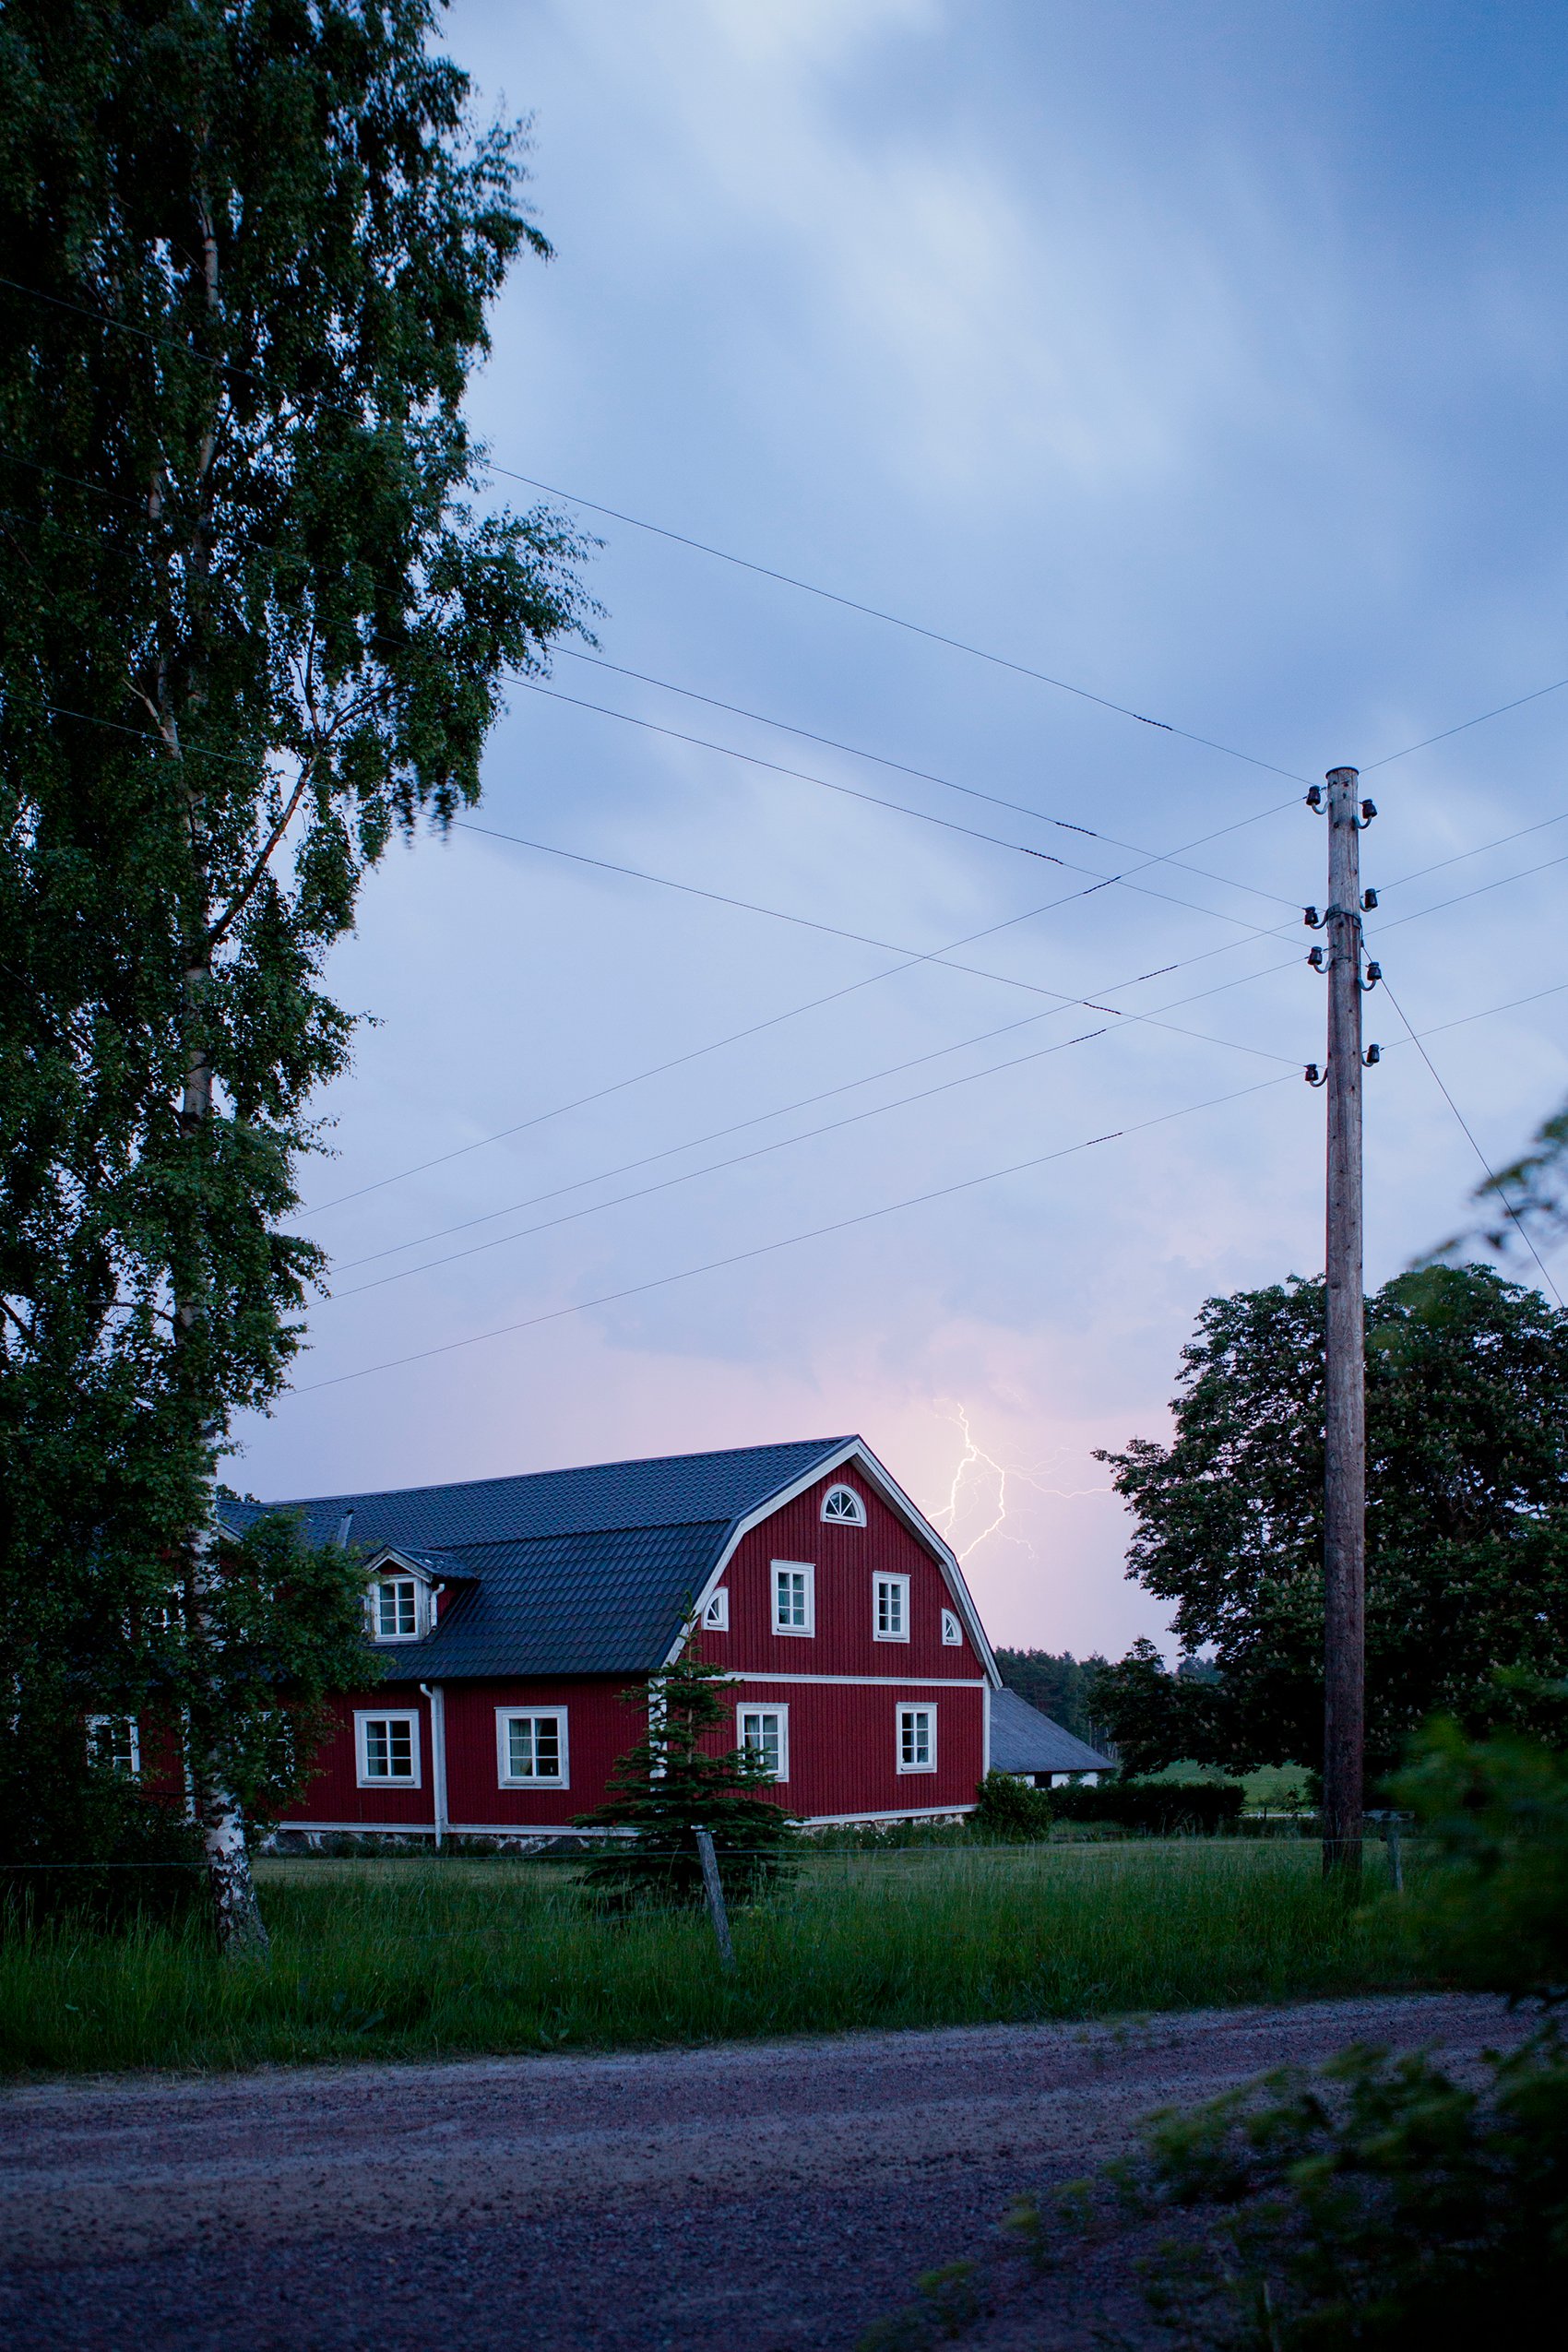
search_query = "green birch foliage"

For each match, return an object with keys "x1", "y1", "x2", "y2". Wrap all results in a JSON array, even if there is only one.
[
  {"x1": 0, "y1": 0, "x2": 592, "y2": 1827},
  {"x1": 1092, "y1": 1266, "x2": 1568, "y2": 1776}
]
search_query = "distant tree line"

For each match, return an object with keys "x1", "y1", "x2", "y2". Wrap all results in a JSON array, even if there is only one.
[{"x1": 991, "y1": 1647, "x2": 1115, "y2": 1753}]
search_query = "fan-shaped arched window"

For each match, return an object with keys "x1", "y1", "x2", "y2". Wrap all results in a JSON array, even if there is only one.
[{"x1": 821, "y1": 1483, "x2": 866, "y2": 1526}]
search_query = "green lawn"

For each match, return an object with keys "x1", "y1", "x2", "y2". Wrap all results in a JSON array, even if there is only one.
[{"x1": 2, "y1": 1840, "x2": 1428, "y2": 2077}]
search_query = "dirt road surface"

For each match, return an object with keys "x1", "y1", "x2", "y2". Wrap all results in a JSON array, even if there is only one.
[{"x1": 0, "y1": 1993, "x2": 1517, "y2": 2350}]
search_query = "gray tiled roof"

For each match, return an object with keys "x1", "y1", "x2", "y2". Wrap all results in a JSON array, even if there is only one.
[
  {"x1": 415, "y1": 1522, "x2": 728, "y2": 1679},
  {"x1": 217, "y1": 1438, "x2": 853, "y2": 1679},
  {"x1": 220, "y1": 1437, "x2": 850, "y2": 1552},
  {"x1": 991, "y1": 1685, "x2": 1114, "y2": 1775}
]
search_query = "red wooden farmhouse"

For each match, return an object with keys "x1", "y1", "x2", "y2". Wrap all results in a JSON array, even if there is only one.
[{"x1": 220, "y1": 1435, "x2": 1034, "y2": 1836}]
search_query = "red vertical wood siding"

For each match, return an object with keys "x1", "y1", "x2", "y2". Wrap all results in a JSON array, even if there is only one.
[
  {"x1": 691, "y1": 1468, "x2": 983, "y2": 1681},
  {"x1": 442, "y1": 1677, "x2": 636, "y2": 1828},
  {"x1": 284, "y1": 1463, "x2": 991, "y2": 1829},
  {"x1": 726, "y1": 1678, "x2": 983, "y2": 1818},
  {"x1": 293, "y1": 1682, "x2": 436, "y2": 1828}
]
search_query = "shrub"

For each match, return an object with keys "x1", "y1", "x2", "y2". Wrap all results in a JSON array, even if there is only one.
[
  {"x1": 971, "y1": 1771, "x2": 1054, "y2": 1839},
  {"x1": 1003, "y1": 1724, "x2": 1568, "y2": 2346},
  {"x1": 1048, "y1": 1779, "x2": 1246, "y2": 1835}
]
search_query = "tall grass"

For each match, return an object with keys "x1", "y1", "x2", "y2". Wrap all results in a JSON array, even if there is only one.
[{"x1": 1, "y1": 1842, "x2": 1425, "y2": 2077}]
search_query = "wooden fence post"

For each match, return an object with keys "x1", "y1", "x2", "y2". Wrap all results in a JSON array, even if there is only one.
[{"x1": 694, "y1": 1827, "x2": 735, "y2": 1972}]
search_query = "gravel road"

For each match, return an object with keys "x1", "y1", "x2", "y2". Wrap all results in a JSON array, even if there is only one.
[{"x1": 0, "y1": 1993, "x2": 1517, "y2": 2350}]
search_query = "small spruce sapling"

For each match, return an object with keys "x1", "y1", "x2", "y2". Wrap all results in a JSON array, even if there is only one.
[{"x1": 577, "y1": 1638, "x2": 796, "y2": 1910}]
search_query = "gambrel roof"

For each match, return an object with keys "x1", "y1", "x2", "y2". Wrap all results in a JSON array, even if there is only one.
[{"x1": 219, "y1": 1437, "x2": 1000, "y2": 1682}]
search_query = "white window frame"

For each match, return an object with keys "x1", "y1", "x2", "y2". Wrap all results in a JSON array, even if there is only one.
[
  {"x1": 355, "y1": 1708, "x2": 422, "y2": 1788},
  {"x1": 702, "y1": 1587, "x2": 730, "y2": 1631},
  {"x1": 736, "y1": 1703, "x2": 790, "y2": 1783},
  {"x1": 820, "y1": 1482, "x2": 867, "y2": 1526},
  {"x1": 873, "y1": 1574, "x2": 910, "y2": 1643},
  {"x1": 495, "y1": 1706, "x2": 570, "y2": 1789},
  {"x1": 940, "y1": 1608, "x2": 962, "y2": 1646},
  {"x1": 85, "y1": 1715, "x2": 140, "y2": 1777},
  {"x1": 771, "y1": 1560, "x2": 815, "y2": 1637},
  {"x1": 897, "y1": 1704, "x2": 937, "y2": 1774},
  {"x1": 368, "y1": 1573, "x2": 424, "y2": 1643}
]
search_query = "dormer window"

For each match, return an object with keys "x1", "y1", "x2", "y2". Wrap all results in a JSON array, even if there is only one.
[
  {"x1": 821, "y1": 1483, "x2": 866, "y2": 1526},
  {"x1": 372, "y1": 1575, "x2": 422, "y2": 1641}
]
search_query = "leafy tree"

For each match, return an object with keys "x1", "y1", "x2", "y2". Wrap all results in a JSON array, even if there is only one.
[
  {"x1": 1091, "y1": 1267, "x2": 1568, "y2": 1780},
  {"x1": 577, "y1": 1645, "x2": 797, "y2": 1911},
  {"x1": 0, "y1": 0, "x2": 591, "y2": 1944}
]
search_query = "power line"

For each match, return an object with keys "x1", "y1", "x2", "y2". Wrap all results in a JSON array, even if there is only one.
[
  {"x1": 1372, "y1": 965, "x2": 1565, "y2": 1310},
  {"x1": 288, "y1": 1072, "x2": 1295, "y2": 1395},
  {"x1": 9, "y1": 278, "x2": 1568, "y2": 796},
  {"x1": 1374, "y1": 844, "x2": 1568, "y2": 933},
  {"x1": 0, "y1": 272, "x2": 1297, "y2": 780},
  {"x1": 513, "y1": 675, "x2": 1302, "y2": 915},
  {"x1": 1364, "y1": 678, "x2": 1568, "y2": 771},
  {"x1": 1379, "y1": 807, "x2": 1568, "y2": 894},
  {"x1": 328, "y1": 951, "x2": 1304, "y2": 1277},
  {"x1": 328, "y1": 1020, "x2": 1117, "y2": 1298},
  {"x1": 552, "y1": 647, "x2": 1303, "y2": 898},
  {"x1": 327, "y1": 966, "x2": 1309, "y2": 1302},
  {"x1": 305, "y1": 795, "x2": 1568, "y2": 1219}
]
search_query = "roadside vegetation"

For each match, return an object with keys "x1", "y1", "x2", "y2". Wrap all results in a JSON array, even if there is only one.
[
  {"x1": 859, "y1": 1721, "x2": 1568, "y2": 2351},
  {"x1": 3, "y1": 1835, "x2": 1421, "y2": 2077}
]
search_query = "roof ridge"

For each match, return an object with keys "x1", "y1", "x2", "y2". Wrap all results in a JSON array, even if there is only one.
[{"x1": 262, "y1": 1433, "x2": 856, "y2": 1513}]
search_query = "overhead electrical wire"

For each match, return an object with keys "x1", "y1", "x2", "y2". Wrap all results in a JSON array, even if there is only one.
[
  {"x1": 288, "y1": 1072, "x2": 1297, "y2": 1395},
  {"x1": 6, "y1": 273, "x2": 1567, "y2": 801},
  {"x1": 1365, "y1": 679, "x2": 1568, "y2": 771},
  {"x1": 1367, "y1": 962, "x2": 1566, "y2": 1310},
  {"x1": 0, "y1": 273, "x2": 1299, "y2": 785},
  {"x1": 291, "y1": 971, "x2": 1568, "y2": 1394},
  {"x1": 327, "y1": 950, "x2": 1309, "y2": 1277},
  {"x1": 548, "y1": 649, "x2": 1303, "y2": 898},
  {"x1": 325, "y1": 964, "x2": 1311, "y2": 1302},
  {"x1": 511, "y1": 675, "x2": 1303, "y2": 915},
  {"x1": 306, "y1": 792, "x2": 1568, "y2": 1219}
]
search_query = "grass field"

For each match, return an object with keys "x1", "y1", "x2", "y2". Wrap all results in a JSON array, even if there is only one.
[{"x1": 1, "y1": 1840, "x2": 1430, "y2": 2077}]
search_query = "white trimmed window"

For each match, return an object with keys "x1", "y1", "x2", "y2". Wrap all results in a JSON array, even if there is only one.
[
  {"x1": 702, "y1": 1587, "x2": 730, "y2": 1631},
  {"x1": 496, "y1": 1708, "x2": 568, "y2": 1788},
  {"x1": 897, "y1": 1705, "x2": 936, "y2": 1773},
  {"x1": 821, "y1": 1483, "x2": 866, "y2": 1526},
  {"x1": 356, "y1": 1709, "x2": 421, "y2": 1787},
  {"x1": 873, "y1": 1574, "x2": 910, "y2": 1642},
  {"x1": 772, "y1": 1561, "x2": 815, "y2": 1635},
  {"x1": 738, "y1": 1705, "x2": 789, "y2": 1782},
  {"x1": 86, "y1": 1716, "x2": 140, "y2": 1777},
  {"x1": 372, "y1": 1575, "x2": 422, "y2": 1641},
  {"x1": 940, "y1": 1609, "x2": 962, "y2": 1646}
]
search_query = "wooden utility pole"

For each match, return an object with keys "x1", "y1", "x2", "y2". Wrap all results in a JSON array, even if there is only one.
[{"x1": 1307, "y1": 766, "x2": 1375, "y2": 1884}]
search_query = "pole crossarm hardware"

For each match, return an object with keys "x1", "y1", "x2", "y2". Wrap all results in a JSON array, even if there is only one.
[{"x1": 1309, "y1": 767, "x2": 1376, "y2": 1885}]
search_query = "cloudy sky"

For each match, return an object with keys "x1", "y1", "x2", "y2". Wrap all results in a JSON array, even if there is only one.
[{"x1": 236, "y1": 0, "x2": 1568, "y2": 1658}]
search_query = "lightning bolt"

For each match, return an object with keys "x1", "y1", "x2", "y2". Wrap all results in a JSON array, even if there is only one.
[{"x1": 930, "y1": 1402, "x2": 1113, "y2": 1562}]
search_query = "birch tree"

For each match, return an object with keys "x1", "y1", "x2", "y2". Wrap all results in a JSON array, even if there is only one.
[{"x1": 0, "y1": 0, "x2": 592, "y2": 1947}]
